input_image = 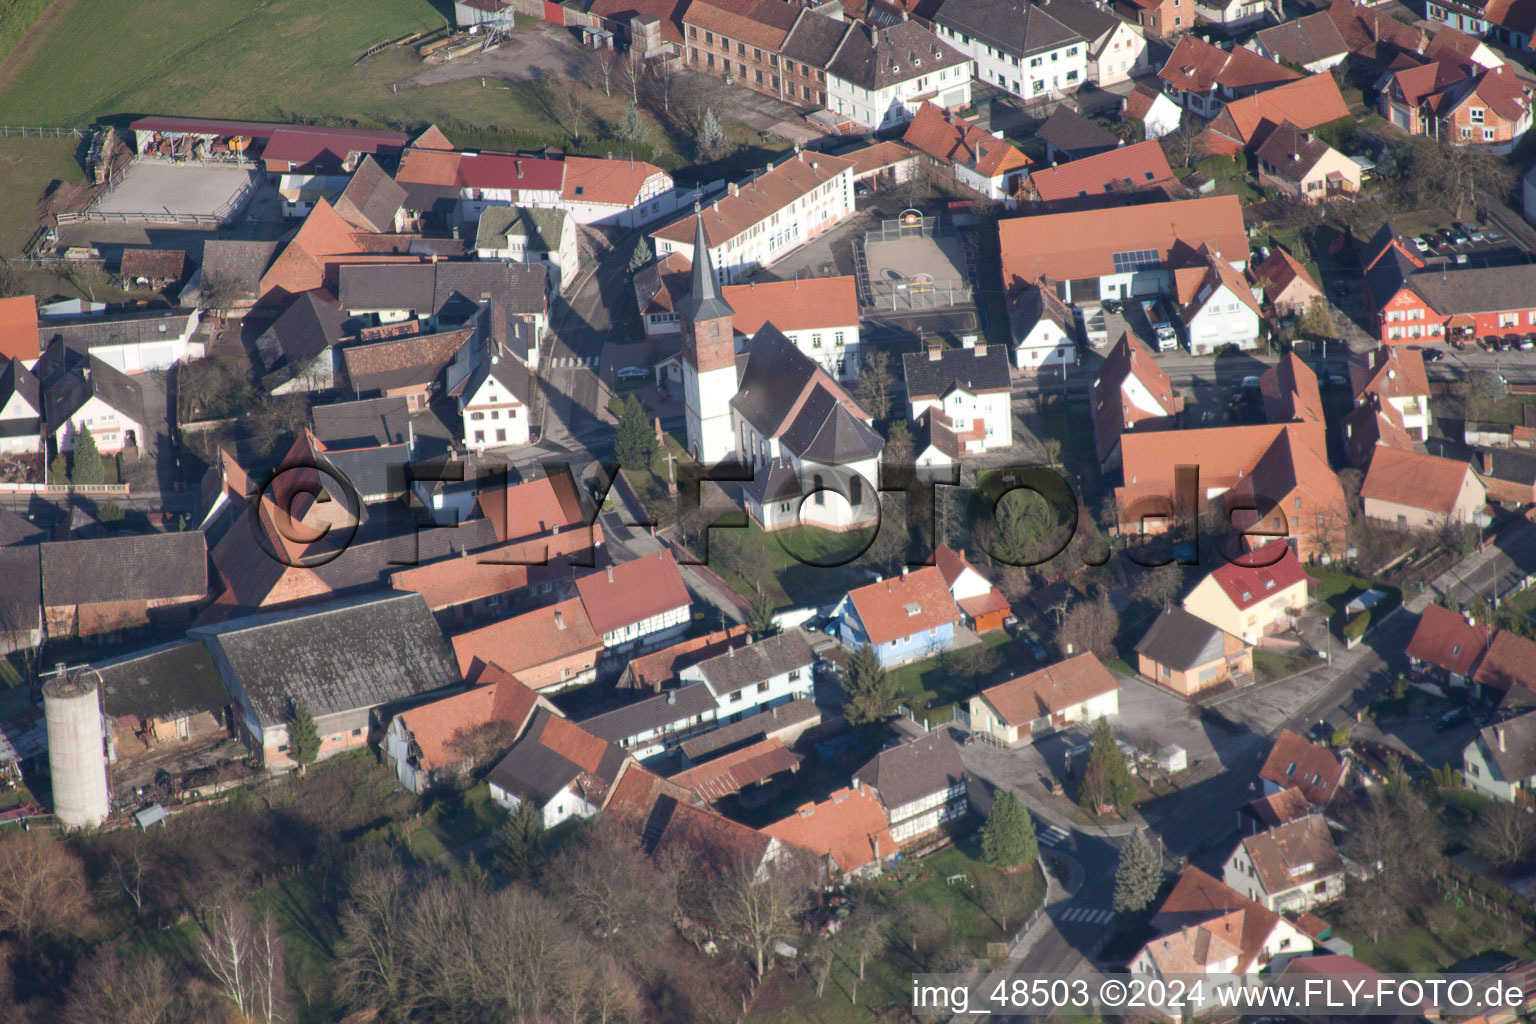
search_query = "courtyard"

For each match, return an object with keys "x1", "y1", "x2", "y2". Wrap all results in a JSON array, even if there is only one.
[{"x1": 89, "y1": 160, "x2": 262, "y2": 221}]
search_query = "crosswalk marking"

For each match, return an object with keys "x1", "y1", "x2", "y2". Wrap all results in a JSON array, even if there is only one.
[
  {"x1": 1036, "y1": 824, "x2": 1071, "y2": 847},
  {"x1": 1058, "y1": 907, "x2": 1117, "y2": 925}
]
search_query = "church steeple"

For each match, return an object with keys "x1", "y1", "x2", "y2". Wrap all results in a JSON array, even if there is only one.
[{"x1": 681, "y1": 207, "x2": 734, "y2": 325}]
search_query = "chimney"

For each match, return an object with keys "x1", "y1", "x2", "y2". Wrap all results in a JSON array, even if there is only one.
[
  {"x1": 1065, "y1": 642, "x2": 1074, "y2": 655},
  {"x1": 729, "y1": 181, "x2": 740, "y2": 197},
  {"x1": 928, "y1": 344, "x2": 942, "y2": 360},
  {"x1": 975, "y1": 341, "x2": 987, "y2": 357},
  {"x1": 666, "y1": 690, "x2": 676, "y2": 704},
  {"x1": 712, "y1": 199, "x2": 720, "y2": 212},
  {"x1": 606, "y1": 565, "x2": 614, "y2": 583},
  {"x1": 1498, "y1": 725, "x2": 1507, "y2": 753},
  {"x1": 555, "y1": 610, "x2": 566, "y2": 630}
]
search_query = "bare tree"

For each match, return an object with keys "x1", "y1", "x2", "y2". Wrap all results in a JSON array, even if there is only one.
[
  {"x1": 620, "y1": 51, "x2": 643, "y2": 104},
  {"x1": 648, "y1": 57, "x2": 677, "y2": 116},
  {"x1": 708, "y1": 853, "x2": 817, "y2": 978},
  {"x1": 1474, "y1": 802, "x2": 1536, "y2": 869},
  {"x1": 596, "y1": 47, "x2": 618, "y2": 97},
  {"x1": 0, "y1": 830, "x2": 89, "y2": 947},
  {"x1": 199, "y1": 900, "x2": 285, "y2": 1023},
  {"x1": 1057, "y1": 590, "x2": 1120, "y2": 658},
  {"x1": 854, "y1": 351, "x2": 895, "y2": 422},
  {"x1": 561, "y1": 91, "x2": 589, "y2": 145},
  {"x1": 974, "y1": 867, "x2": 1032, "y2": 933},
  {"x1": 111, "y1": 849, "x2": 148, "y2": 913},
  {"x1": 546, "y1": 816, "x2": 678, "y2": 973},
  {"x1": 62, "y1": 947, "x2": 176, "y2": 1024},
  {"x1": 335, "y1": 849, "x2": 417, "y2": 1021}
]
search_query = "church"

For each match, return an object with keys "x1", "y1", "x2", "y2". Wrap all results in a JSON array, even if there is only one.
[{"x1": 677, "y1": 215, "x2": 883, "y2": 532}]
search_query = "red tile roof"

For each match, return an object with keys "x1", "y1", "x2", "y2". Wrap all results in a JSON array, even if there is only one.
[
  {"x1": 933, "y1": 543, "x2": 986, "y2": 592},
  {"x1": 1343, "y1": 396, "x2": 1413, "y2": 467},
  {"x1": 1244, "y1": 786, "x2": 1313, "y2": 829},
  {"x1": 394, "y1": 670, "x2": 542, "y2": 772},
  {"x1": 1283, "y1": 954, "x2": 1383, "y2": 978},
  {"x1": 1160, "y1": 34, "x2": 1302, "y2": 94},
  {"x1": 844, "y1": 566, "x2": 961, "y2": 647},
  {"x1": 999, "y1": 196, "x2": 1246, "y2": 288},
  {"x1": 259, "y1": 199, "x2": 418, "y2": 299},
  {"x1": 575, "y1": 550, "x2": 691, "y2": 636},
  {"x1": 722, "y1": 276, "x2": 859, "y2": 334},
  {"x1": 1203, "y1": 73, "x2": 1352, "y2": 153},
  {"x1": 1351, "y1": 344, "x2": 1429, "y2": 402},
  {"x1": 450, "y1": 597, "x2": 602, "y2": 684},
  {"x1": 388, "y1": 527, "x2": 600, "y2": 610},
  {"x1": 561, "y1": 154, "x2": 668, "y2": 206},
  {"x1": 842, "y1": 139, "x2": 919, "y2": 177},
  {"x1": 902, "y1": 102, "x2": 1031, "y2": 180},
  {"x1": 684, "y1": 0, "x2": 801, "y2": 49},
  {"x1": 621, "y1": 625, "x2": 753, "y2": 691},
  {"x1": 668, "y1": 737, "x2": 802, "y2": 801},
  {"x1": 1407, "y1": 602, "x2": 1491, "y2": 679},
  {"x1": 471, "y1": 472, "x2": 588, "y2": 544},
  {"x1": 0, "y1": 297, "x2": 39, "y2": 361},
  {"x1": 651, "y1": 151, "x2": 855, "y2": 249},
  {"x1": 589, "y1": 0, "x2": 690, "y2": 45},
  {"x1": 1260, "y1": 351, "x2": 1324, "y2": 424},
  {"x1": 1361, "y1": 446, "x2": 1476, "y2": 515},
  {"x1": 1254, "y1": 248, "x2": 1323, "y2": 303},
  {"x1": 1091, "y1": 332, "x2": 1184, "y2": 463},
  {"x1": 977, "y1": 652, "x2": 1119, "y2": 725},
  {"x1": 1473, "y1": 629, "x2": 1536, "y2": 696},
  {"x1": 762, "y1": 786, "x2": 896, "y2": 876},
  {"x1": 1205, "y1": 540, "x2": 1310, "y2": 611},
  {"x1": 1028, "y1": 140, "x2": 1176, "y2": 203},
  {"x1": 1151, "y1": 865, "x2": 1288, "y2": 973},
  {"x1": 1259, "y1": 728, "x2": 1344, "y2": 806},
  {"x1": 654, "y1": 800, "x2": 778, "y2": 873}
]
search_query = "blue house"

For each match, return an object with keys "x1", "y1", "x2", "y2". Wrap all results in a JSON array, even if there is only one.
[{"x1": 834, "y1": 567, "x2": 962, "y2": 668}]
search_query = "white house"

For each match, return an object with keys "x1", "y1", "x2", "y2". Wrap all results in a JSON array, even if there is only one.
[
  {"x1": 1178, "y1": 251, "x2": 1262, "y2": 355},
  {"x1": 1181, "y1": 540, "x2": 1309, "y2": 644},
  {"x1": 934, "y1": 0, "x2": 1087, "y2": 102},
  {"x1": 853, "y1": 731, "x2": 969, "y2": 844},
  {"x1": 968, "y1": 653, "x2": 1120, "y2": 747},
  {"x1": 901, "y1": 342, "x2": 1014, "y2": 453},
  {"x1": 1464, "y1": 712, "x2": 1536, "y2": 803},
  {"x1": 1222, "y1": 814, "x2": 1346, "y2": 913},
  {"x1": 1046, "y1": 0, "x2": 1149, "y2": 86},
  {"x1": 1123, "y1": 82, "x2": 1182, "y2": 140},
  {"x1": 724, "y1": 276, "x2": 861, "y2": 381},
  {"x1": 0, "y1": 359, "x2": 41, "y2": 457},
  {"x1": 475, "y1": 206, "x2": 578, "y2": 293},
  {"x1": 1351, "y1": 345, "x2": 1431, "y2": 441},
  {"x1": 458, "y1": 353, "x2": 532, "y2": 450},
  {"x1": 679, "y1": 630, "x2": 818, "y2": 728},
  {"x1": 903, "y1": 103, "x2": 1034, "y2": 203},
  {"x1": 45, "y1": 356, "x2": 146, "y2": 455},
  {"x1": 650, "y1": 150, "x2": 855, "y2": 284},
  {"x1": 821, "y1": 19, "x2": 974, "y2": 131},
  {"x1": 559, "y1": 154, "x2": 685, "y2": 228},
  {"x1": 486, "y1": 709, "x2": 632, "y2": 830},
  {"x1": 575, "y1": 552, "x2": 692, "y2": 650},
  {"x1": 1195, "y1": 0, "x2": 1272, "y2": 33},
  {"x1": 1008, "y1": 279, "x2": 1078, "y2": 372}
]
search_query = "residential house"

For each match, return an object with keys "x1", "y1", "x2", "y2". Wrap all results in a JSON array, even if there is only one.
[
  {"x1": 459, "y1": 352, "x2": 532, "y2": 450},
  {"x1": 575, "y1": 551, "x2": 692, "y2": 649},
  {"x1": 1181, "y1": 541, "x2": 1310, "y2": 644},
  {"x1": 618, "y1": 625, "x2": 752, "y2": 691},
  {"x1": 723, "y1": 276, "x2": 860, "y2": 381},
  {"x1": 1158, "y1": 35, "x2": 1301, "y2": 119},
  {"x1": 469, "y1": 469, "x2": 592, "y2": 545},
  {"x1": 677, "y1": 629, "x2": 818, "y2": 726},
  {"x1": 1471, "y1": 629, "x2": 1536, "y2": 705},
  {"x1": 1045, "y1": 0, "x2": 1149, "y2": 86},
  {"x1": 578, "y1": 681, "x2": 721, "y2": 760},
  {"x1": 819, "y1": 19, "x2": 975, "y2": 130},
  {"x1": 475, "y1": 206, "x2": 578, "y2": 293},
  {"x1": 1351, "y1": 344, "x2": 1431, "y2": 439},
  {"x1": 1139, "y1": 865, "x2": 1315, "y2": 980},
  {"x1": 1363, "y1": 222, "x2": 1536, "y2": 344},
  {"x1": 998, "y1": 195, "x2": 1247, "y2": 303},
  {"x1": 934, "y1": 543, "x2": 1011, "y2": 633},
  {"x1": 901, "y1": 342, "x2": 1014, "y2": 454},
  {"x1": 1361, "y1": 447, "x2": 1486, "y2": 528},
  {"x1": 41, "y1": 532, "x2": 208, "y2": 640},
  {"x1": 37, "y1": 309, "x2": 205, "y2": 376},
  {"x1": 1123, "y1": 82, "x2": 1183, "y2": 139},
  {"x1": 1406, "y1": 601, "x2": 1492, "y2": 688},
  {"x1": 395, "y1": 148, "x2": 562, "y2": 224},
  {"x1": 1254, "y1": 121, "x2": 1362, "y2": 201},
  {"x1": 256, "y1": 199, "x2": 419, "y2": 304},
  {"x1": 1201, "y1": 72, "x2": 1352, "y2": 156},
  {"x1": 668, "y1": 737, "x2": 802, "y2": 802},
  {"x1": 762, "y1": 786, "x2": 898, "y2": 880},
  {"x1": 94, "y1": 640, "x2": 231, "y2": 755},
  {"x1": 44, "y1": 355, "x2": 144, "y2": 454},
  {"x1": 1463, "y1": 710, "x2": 1536, "y2": 803},
  {"x1": 1247, "y1": 12, "x2": 1350, "y2": 71},
  {"x1": 649, "y1": 151, "x2": 855, "y2": 284},
  {"x1": 559, "y1": 154, "x2": 681, "y2": 227},
  {"x1": 1024, "y1": 140, "x2": 1177, "y2": 210},
  {"x1": 968, "y1": 652, "x2": 1121, "y2": 746},
  {"x1": 933, "y1": 0, "x2": 1087, "y2": 103},
  {"x1": 0, "y1": 547, "x2": 41, "y2": 653},
  {"x1": 331, "y1": 156, "x2": 407, "y2": 234},
  {"x1": 1223, "y1": 814, "x2": 1346, "y2": 913},
  {"x1": 388, "y1": 531, "x2": 597, "y2": 628},
  {"x1": 1259, "y1": 728, "x2": 1345, "y2": 808},
  {"x1": 338, "y1": 327, "x2": 476, "y2": 411},
  {"x1": 255, "y1": 291, "x2": 350, "y2": 394},
  {"x1": 1325, "y1": 0, "x2": 1429, "y2": 66},
  {"x1": 1378, "y1": 54, "x2": 1532, "y2": 154},
  {"x1": 1254, "y1": 249, "x2": 1324, "y2": 318},
  {"x1": 310, "y1": 396, "x2": 411, "y2": 451},
  {"x1": 1036, "y1": 106, "x2": 1121, "y2": 163},
  {"x1": 119, "y1": 249, "x2": 186, "y2": 290},
  {"x1": 383, "y1": 667, "x2": 548, "y2": 792},
  {"x1": 1475, "y1": 446, "x2": 1536, "y2": 506},
  {"x1": 1091, "y1": 332, "x2": 1184, "y2": 471},
  {"x1": 486, "y1": 708, "x2": 631, "y2": 828},
  {"x1": 731, "y1": 327, "x2": 884, "y2": 532},
  {"x1": 1135, "y1": 605, "x2": 1253, "y2": 697},
  {"x1": 852, "y1": 731, "x2": 970, "y2": 843},
  {"x1": 1342, "y1": 396, "x2": 1415, "y2": 469},
  {"x1": 1240, "y1": 785, "x2": 1313, "y2": 835},
  {"x1": 1176, "y1": 245, "x2": 1263, "y2": 353},
  {"x1": 191, "y1": 592, "x2": 462, "y2": 767},
  {"x1": 1116, "y1": 0, "x2": 1189, "y2": 40},
  {"x1": 1259, "y1": 352, "x2": 1324, "y2": 428},
  {"x1": 835, "y1": 567, "x2": 962, "y2": 667},
  {"x1": 678, "y1": 697, "x2": 821, "y2": 763},
  {"x1": 648, "y1": 798, "x2": 793, "y2": 877},
  {"x1": 1196, "y1": 0, "x2": 1270, "y2": 32},
  {"x1": 0, "y1": 358, "x2": 41, "y2": 456},
  {"x1": 634, "y1": 250, "x2": 692, "y2": 340},
  {"x1": 451, "y1": 597, "x2": 605, "y2": 691},
  {"x1": 902, "y1": 102, "x2": 1033, "y2": 201},
  {"x1": 682, "y1": 0, "x2": 802, "y2": 103},
  {"x1": 1007, "y1": 277, "x2": 1078, "y2": 372}
]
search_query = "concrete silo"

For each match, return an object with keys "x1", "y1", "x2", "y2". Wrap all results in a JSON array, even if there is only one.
[{"x1": 43, "y1": 672, "x2": 109, "y2": 828}]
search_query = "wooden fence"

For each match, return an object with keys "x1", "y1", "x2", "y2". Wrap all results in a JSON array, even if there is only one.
[{"x1": 0, "y1": 125, "x2": 87, "y2": 139}]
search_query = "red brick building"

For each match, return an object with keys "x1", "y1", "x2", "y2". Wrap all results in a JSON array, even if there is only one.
[{"x1": 1363, "y1": 222, "x2": 1536, "y2": 343}]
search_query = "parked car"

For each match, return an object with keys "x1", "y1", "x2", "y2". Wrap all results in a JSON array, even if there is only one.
[
  {"x1": 1462, "y1": 222, "x2": 1485, "y2": 243},
  {"x1": 1435, "y1": 707, "x2": 1470, "y2": 731},
  {"x1": 1412, "y1": 236, "x2": 1431, "y2": 253},
  {"x1": 1241, "y1": 375, "x2": 1261, "y2": 389},
  {"x1": 951, "y1": 727, "x2": 975, "y2": 746},
  {"x1": 1422, "y1": 348, "x2": 1445, "y2": 361},
  {"x1": 1486, "y1": 229, "x2": 1504, "y2": 243},
  {"x1": 1443, "y1": 227, "x2": 1469, "y2": 246},
  {"x1": 854, "y1": 181, "x2": 871, "y2": 196},
  {"x1": 616, "y1": 366, "x2": 650, "y2": 381},
  {"x1": 1521, "y1": 337, "x2": 1535, "y2": 351}
]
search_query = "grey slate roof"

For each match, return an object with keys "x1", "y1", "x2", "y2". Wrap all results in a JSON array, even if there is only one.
[
  {"x1": 825, "y1": 20, "x2": 970, "y2": 91},
  {"x1": 902, "y1": 344, "x2": 1012, "y2": 401},
  {"x1": 679, "y1": 214, "x2": 734, "y2": 324},
  {"x1": 41, "y1": 531, "x2": 207, "y2": 607},
  {"x1": 1037, "y1": 105, "x2": 1120, "y2": 160},
  {"x1": 1254, "y1": 121, "x2": 1336, "y2": 183},
  {"x1": 486, "y1": 708, "x2": 628, "y2": 806},
  {"x1": 1007, "y1": 280, "x2": 1074, "y2": 340},
  {"x1": 732, "y1": 325, "x2": 879, "y2": 465},
  {"x1": 782, "y1": 10, "x2": 850, "y2": 67},
  {"x1": 934, "y1": 0, "x2": 1082, "y2": 59},
  {"x1": 0, "y1": 508, "x2": 45, "y2": 547},
  {"x1": 679, "y1": 696, "x2": 820, "y2": 761},
  {"x1": 691, "y1": 630, "x2": 816, "y2": 695},
  {"x1": 1135, "y1": 606, "x2": 1229, "y2": 672},
  {"x1": 786, "y1": 392, "x2": 884, "y2": 465},
  {"x1": 322, "y1": 445, "x2": 413, "y2": 499},
  {"x1": 257, "y1": 291, "x2": 350, "y2": 380},
  {"x1": 1040, "y1": 0, "x2": 1123, "y2": 43},
  {"x1": 579, "y1": 681, "x2": 718, "y2": 742},
  {"x1": 95, "y1": 640, "x2": 229, "y2": 720},
  {"x1": 852, "y1": 730, "x2": 967, "y2": 811},
  {"x1": 312, "y1": 396, "x2": 411, "y2": 449},
  {"x1": 1252, "y1": 12, "x2": 1348, "y2": 68},
  {"x1": 44, "y1": 355, "x2": 144, "y2": 428},
  {"x1": 1477, "y1": 447, "x2": 1536, "y2": 487},
  {"x1": 474, "y1": 206, "x2": 568, "y2": 252},
  {"x1": 739, "y1": 457, "x2": 806, "y2": 506},
  {"x1": 334, "y1": 156, "x2": 407, "y2": 234},
  {"x1": 0, "y1": 546, "x2": 40, "y2": 635},
  {"x1": 1408, "y1": 263, "x2": 1536, "y2": 315},
  {"x1": 1473, "y1": 709, "x2": 1536, "y2": 784},
  {"x1": 37, "y1": 311, "x2": 196, "y2": 359},
  {"x1": 190, "y1": 591, "x2": 461, "y2": 727},
  {"x1": 731, "y1": 327, "x2": 820, "y2": 438},
  {"x1": 201, "y1": 239, "x2": 280, "y2": 302},
  {"x1": 337, "y1": 261, "x2": 549, "y2": 318},
  {"x1": 308, "y1": 513, "x2": 501, "y2": 594}
]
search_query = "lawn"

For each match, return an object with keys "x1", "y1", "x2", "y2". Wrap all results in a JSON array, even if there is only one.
[
  {"x1": 889, "y1": 630, "x2": 1037, "y2": 720},
  {"x1": 689, "y1": 517, "x2": 875, "y2": 611},
  {"x1": 1253, "y1": 648, "x2": 1325, "y2": 683},
  {"x1": 0, "y1": 134, "x2": 83, "y2": 256},
  {"x1": 404, "y1": 780, "x2": 504, "y2": 862},
  {"x1": 1344, "y1": 899, "x2": 1536, "y2": 973},
  {"x1": 1193, "y1": 153, "x2": 1261, "y2": 203},
  {"x1": 751, "y1": 841, "x2": 1044, "y2": 1024},
  {"x1": 1309, "y1": 564, "x2": 1401, "y2": 619}
]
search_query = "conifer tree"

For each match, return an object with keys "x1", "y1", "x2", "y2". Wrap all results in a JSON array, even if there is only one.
[
  {"x1": 981, "y1": 790, "x2": 1039, "y2": 870},
  {"x1": 288, "y1": 699, "x2": 320, "y2": 772},
  {"x1": 1112, "y1": 828, "x2": 1163, "y2": 913},
  {"x1": 69, "y1": 426, "x2": 104, "y2": 486},
  {"x1": 843, "y1": 644, "x2": 897, "y2": 725}
]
